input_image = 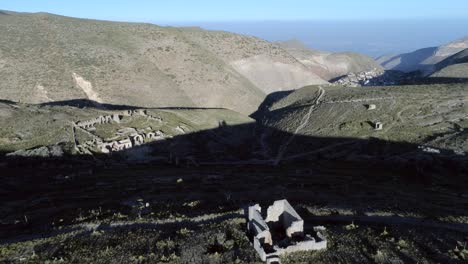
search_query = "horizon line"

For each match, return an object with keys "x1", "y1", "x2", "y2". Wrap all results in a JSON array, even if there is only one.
[{"x1": 2, "y1": 9, "x2": 468, "y2": 25}]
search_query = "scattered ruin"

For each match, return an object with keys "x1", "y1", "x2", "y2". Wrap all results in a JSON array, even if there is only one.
[
  {"x1": 247, "y1": 200, "x2": 327, "y2": 263},
  {"x1": 76, "y1": 114, "x2": 122, "y2": 129},
  {"x1": 367, "y1": 104, "x2": 376, "y2": 110},
  {"x1": 97, "y1": 130, "x2": 167, "y2": 153},
  {"x1": 73, "y1": 109, "x2": 170, "y2": 154},
  {"x1": 418, "y1": 145, "x2": 441, "y2": 154},
  {"x1": 374, "y1": 122, "x2": 383, "y2": 130}
]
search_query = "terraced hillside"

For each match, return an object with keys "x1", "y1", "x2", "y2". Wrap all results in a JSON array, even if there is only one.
[
  {"x1": 0, "y1": 11, "x2": 327, "y2": 115},
  {"x1": 258, "y1": 84, "x2": 468, "y2": 160}
]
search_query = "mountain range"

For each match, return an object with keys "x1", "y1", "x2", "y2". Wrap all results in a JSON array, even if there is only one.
[
  {"x1": 376, "y1": 37, "x2": 468, "y2": 75},
  {"x1": 0, "y1": 10, "x2": 388, "y2": 115}
]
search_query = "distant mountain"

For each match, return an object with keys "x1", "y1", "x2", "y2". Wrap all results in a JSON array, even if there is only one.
[
  {"x1": 377, "y1": 37, "x2": 468, "y2": 74},
  {"x1": 430, "y1": 48, "x2": 468, "y2": 78},
  {"x1": 278, "y1": 40, "x2": 383, "y2": 81},
  {"x1": 0, "y1": 11, "x2": 327, "y2": 115}
]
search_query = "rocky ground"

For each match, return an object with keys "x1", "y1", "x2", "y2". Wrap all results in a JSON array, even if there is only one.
[{"x1": 0, "y1": 161, "x2": 467, "y2": 263}]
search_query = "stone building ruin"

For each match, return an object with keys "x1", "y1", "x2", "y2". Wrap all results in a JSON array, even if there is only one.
[
  {"x1": 374, "y1": 122, "x2": 383, "y2": 130},
  {"x1": 131, "y1": 134, "x2": 145, "y2": 146},
  {"x1": 96, "y1": 130, "x2": 168, "y2": 153},
  {"x1": 74, "y1": 109, "x2": 168, "y2": 154},
  {"x1": 76, "y1": 114, "x2": 122, "y2": 129},
  {"x1": 247, "y1": 200, "x2": 327, "y2": 263},
  {"x1": 367, "y1": 104, "x2": 376, "y2": 110},
  {"x1": 77, "y1": 109, "x2": 155, "y2": 130}
]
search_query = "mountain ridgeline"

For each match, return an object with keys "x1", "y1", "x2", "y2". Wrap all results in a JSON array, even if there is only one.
[
  {"x1": 430, "y1": 48, "x2": 468, "y2": 79},
  {"x1": 0, "y1": 10, "x2": 392, "y2": 115},
  {"x1": 0, "y1": 11, "x2": 333, "y2": 115},
  {"x1": 376, "y1": 37, "x2": 468, "y2": 75}
]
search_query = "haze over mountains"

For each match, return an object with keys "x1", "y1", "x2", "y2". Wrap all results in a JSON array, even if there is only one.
[{"x1": 180, "y1": 20, "x2": 468, "y2": 57}]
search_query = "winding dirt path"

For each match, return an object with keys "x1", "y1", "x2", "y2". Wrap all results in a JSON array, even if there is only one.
[{"x1": 274, "y1": 86, "x2": 325, "y2": 165}]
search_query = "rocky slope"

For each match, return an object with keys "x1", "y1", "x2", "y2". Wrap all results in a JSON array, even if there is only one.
[
  {"x1": 0, "y1": 11, "x2": 327, "y2": 115},
  {"x1": 377, "y1": 37, "x2": 468, "y2": 74},
  {"x1": 278, "y1": 40, "x2": 383, "y2": 81}
]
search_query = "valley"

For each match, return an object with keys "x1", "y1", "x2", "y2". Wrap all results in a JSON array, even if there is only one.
[{"x1": 0, "y1": 8, "x2": 467, "y2": 264}]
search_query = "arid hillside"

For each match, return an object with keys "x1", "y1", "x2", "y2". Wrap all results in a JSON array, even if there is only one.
[
  {"x1": 0, "y1": 100, "x2": 254, "y2": 160},
  {"x1": 257, "y1": 84, "x2": 468, "y2": 161},
  {"x1": 0, "y1": 11, "x2": 328, "y2": 115},
  {"x1": 279, "y1": 40, "x2": 383, "y2": 81},
  {"x1": 183, "y1": 30, "x2": 328, "y2": 94}
]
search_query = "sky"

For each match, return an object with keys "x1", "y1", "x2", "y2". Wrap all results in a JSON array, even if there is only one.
[
  {"x1": 185, "y1": 20, "x2": 468, "y2": 57},
  {"x1": 3, "y1": 0, "x2": 468, "y2": 22},
  {"x1": 2, "y1": 0, "x2": 468, "y2": 56}
]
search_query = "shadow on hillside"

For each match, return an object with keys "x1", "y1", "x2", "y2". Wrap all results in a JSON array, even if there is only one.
[
  {"x1": 0, "y1": 99, "x2": 17, "y2": 104},
  {"x1": 40, "y1": 99, "x2": 140, "y2": 110},
  {"x1": 381, "y1": 47, "x2": 437, "y2": 72},
  {"x1": 1, "y1": 107, "x2": 467, "y2": 241},
  {"x1": 39, "y1": 99, "x2": 226, "y2": 111},
  {"x1": 416, "y1": 76, "x2": 468, "y2": 84},
  {"x1": 390, "y1": 75, "x2": 468, "y2": 85},
  {"x1": 250, "y1": 90, "x2": 294, "y2": 120}
]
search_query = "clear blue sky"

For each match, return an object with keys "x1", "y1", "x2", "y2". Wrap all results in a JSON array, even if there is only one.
[{"x1": 2, "y1": 0, "x2": 468, "y2": 22}]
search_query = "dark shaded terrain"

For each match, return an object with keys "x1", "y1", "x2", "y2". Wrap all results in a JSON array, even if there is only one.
[
  {"x1": 1, "y1": 121, "x2": 467, "y2": 263},
  {"x1": 40, "y1": 99, "x2": 227, "y2": 111},
  {"x1": 1, "y1": 81, "x2": 468, "y2": 263},
  {"x1": 379, "y1": 47, "x2": 437, "y2": 73}
]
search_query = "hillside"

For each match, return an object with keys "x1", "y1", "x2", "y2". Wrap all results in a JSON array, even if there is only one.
[
  {"x1": 377, "y1": 37, "x2": 468, "y2": 74},
  {"x1": 430, "y1": 49, "x2": 468, "y2": 78},
  {"x1": 258, "y1": 84, "x2": 468, "y2": 160},
  {"x1": 182, "y1": 32, "x2": 328, "y2": 94},
  {"x1": 278, "y1": 40, "x2": 383, "y2": 81},
  {"x1": 0, "y1": 101, "x2": 255, "y2": 161},
  {"x1": 0, "y1": 11, "x2": 327, "y2": 115}
]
